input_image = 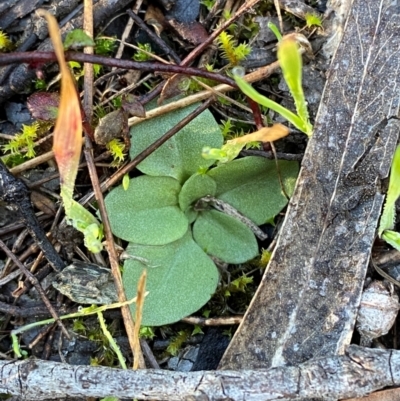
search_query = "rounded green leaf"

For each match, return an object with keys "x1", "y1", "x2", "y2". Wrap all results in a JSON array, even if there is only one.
[
  {"x1": 64, "y1": 29, "x2": 95, "y2": 50},
  {"x1": 130, "y1": 103, "x2": 223, "y2": 183},
  {"x1": 123, "y1": 230, "x2": 219, "y2": 326},
  {"x1": 185, "y1": 208, "x2": 198, "y2": 224},
  {"x1": 105, "y1": 176, "x2": 188, "y2": 245},
  {"x1": 193, "y1": 210, "x2": 259, "y2": 264},
  {"x1": 207, "y1": 156, "x2": 298, "y2": 225},
  {"x1": 179, "y1": 173, "x2": 217, "y2": 211}
]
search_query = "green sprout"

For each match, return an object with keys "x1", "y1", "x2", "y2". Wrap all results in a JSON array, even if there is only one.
[
  {"x1": 0, "y1": 30, "x2": 13, "y2": 51},
  {"x1": 305, "y1": 13, "x2": 323, "y2": 28},
  {"x1": 106, "y1": 138, "x2": 126, "y2": 166},
  {"x1": 267, "y1": 21, "x2": 282, "y2": 41},
  {"x1": 139, "y1": 326, "x2": 156, "y2": 340},
  {"x1": 133, "y1": 43, "x2": 153, "y2": 62},
  {"x1": 95, "y1": 37, "x2": 117, "y2": 56},
  {"x1": 122, "y1": 173, "x2": 130, "y2": 191},
  {"x1": 219, "y1": 119, "x2": 235, "y2": 138},
  {"x1": 203, "y1": 28, "x2": 311, "y2": 164},
  {"x1": 378, "y1": 145, "x2": 400, "y2": 251},
  {"x1": 167, "y1": 330, "x2": 190, "y2": 356},
  {"x1": 202, "y1": 124, "x2": 289, "y2": 164},
  {"x1": 38, "y1": 10, "x2": 104, "y2": 254},
  {"x1": 200, "y1": 0, "x2": 216, "y2": 11},
  {"x1": 234, "y1": 36, "x2": 312, "y2": 136},
  {"x1": 3, "y1": 122, "x2": 40, "y2": 159},
  {"x1": 218, "y1": 31, "x2": 251, "y2": 66},
  {"x1": 224, "y1": 275, "x2": 253, "y2": 297},
  {"x1": 35, "y1": 79, "x2": 47, "y2": 90},
  {"x1": 97, "y1": 311, "x2": 127, "y2": 369}
]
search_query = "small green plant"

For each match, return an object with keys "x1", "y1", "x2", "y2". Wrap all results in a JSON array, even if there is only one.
[
  {"x1": 225, "y1": 275, "x2": 253, "y2": 297},
  {"x1": 203, "y1": 31, "x2": 312, "y2": 166},
  {"x1": 192, "y1": 325, "x2": 204, "y2": 335},
  {"x1": 305, "y1": 13, "x2": 323, "y2": 28},
  {"x1": 133, "y1": 43, "x2": 153, "y2": 62},
  {"x1": 139, "y1": 326, "x2": 156, "y2": 339},
  {"x1": 3, "y1": 122, "x2": 40, "y2": 158},
  {"x1": 267, "y1": 21, "x2": 282, "y2": 41},
  {"x1": 218, "y1": 31, "x2": 251, "y2": 66},
  {"x1": 34, "y1": 78, "x2": 47, "y2": 90},
  {"x1": 104, "y1": 103, "x2": 298, "y2": 326},
  {"x1": 167, "y1": 330, "x2": 190, "y2": 356},
  {"x1": 220, "y1": 119, "x2": 235, "y2": 138},
  {"x1": 233, "y1": 35, "x2": 312, "y2": 136},
  {"x1": 63, "y1": 29, "x2": 95, "y2": 50},
  {"x1": 186, "y1": 64, "x2": 217, "y2": 93},
  {"x1": 0, "y1": 30, "x2": 12, "y2": 51},
  {"x1": 106, "y1": 138, "x2": 126, "y2": 166},
  {"x1": 222, "y1": 10, "x2": 233, "y2": 21},
  {"x1": 200, "y1": 0, "x2": 216, "y2": 11},
  {"x1": 378, "y1": 145, "x2": 400, "y2": 250},
  {"x1": 95, "y1": 37, "x2": 117, "y2": 56},
  {"x1": 259, "y1": 248, "x2": 272, "y2": 268}
]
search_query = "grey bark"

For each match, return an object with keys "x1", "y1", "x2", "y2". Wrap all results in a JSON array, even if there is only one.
[
  {"x1": 220, "y1": 0, "x2": 400, "y2": 371},
  {"x1": 0, "y1": 346, "x2": 399, "y2": 400}
]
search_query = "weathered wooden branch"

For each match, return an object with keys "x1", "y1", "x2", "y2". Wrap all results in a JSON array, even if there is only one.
[
  {"x1": 220, "y1": 0, "x2": 400, "y2": 371},
  {"x1": 0, "y1": 346, "x2": 398, "y2": 400}
]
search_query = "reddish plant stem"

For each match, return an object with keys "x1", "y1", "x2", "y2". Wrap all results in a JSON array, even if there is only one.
[
  {"x1": 247, "y1": 98, "x2": 264, "y2": 130},
  {"x1": 0, "y1": 51, "x2": 236, "y2": 87}
]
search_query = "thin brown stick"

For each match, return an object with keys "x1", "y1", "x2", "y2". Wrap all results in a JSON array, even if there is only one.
[
  {"x1": 127, "y1": 61, "x2": 280, "y2": 127},
  {"x1": 114, "y1": 0, "x2": 145, "y2": 65},
  {"x1": 0, "y1": 300, "x2": 69, "y2": 318},
  {"x1": 126, "y1": 9, "x2": 181, "y2": 64},
  {"x1": 139, "y1": 338, "x2": 160, "y2": 369},
  {"x1": 182, "y1": 315, "x2": 243, "y2": 326},
  {"x1": 83, "y1": 0, "x2": 94, "y2": 123},
  {"x1": 0, "y1": 52, "x2": 236, "y2": 87},
  {"x1": 133, "y1": 270, "x2": 147, "y2": 370},
  {"x1": 82, "y1": 134, "x2": 145, "y2": 368},
  {"x1": 123, "y1": 0, "x2": 261, "y2": 106},
  {"x1": 29, "y1": 322, "x2": 56, "y2": 351}
]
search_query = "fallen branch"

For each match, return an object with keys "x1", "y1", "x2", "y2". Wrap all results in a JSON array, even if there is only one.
[
  {"x1": 220, "y1": 0, "x2": 400, "y2": 370},
  {"x1": 0, "y1": 346, "x2": 399, "y2": 400}
]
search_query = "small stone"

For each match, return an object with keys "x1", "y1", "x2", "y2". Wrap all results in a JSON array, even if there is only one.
[
  {"x1": 182, "y1": 346, "x2": 199, "y2": 363},
  {"x1": 167, "y1": 356, "x2": 179, "y2": 370},
  {"x1": 177, "y1": 358, "x2": 194, "y2": 372},
  {"x1": 356, "y1": 280, "x2": 400, "y2": 346}
]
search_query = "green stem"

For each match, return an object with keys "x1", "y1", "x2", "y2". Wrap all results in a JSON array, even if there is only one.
[{"x1": 11, "y1": 297, "x2": 138, "y2": 358}]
